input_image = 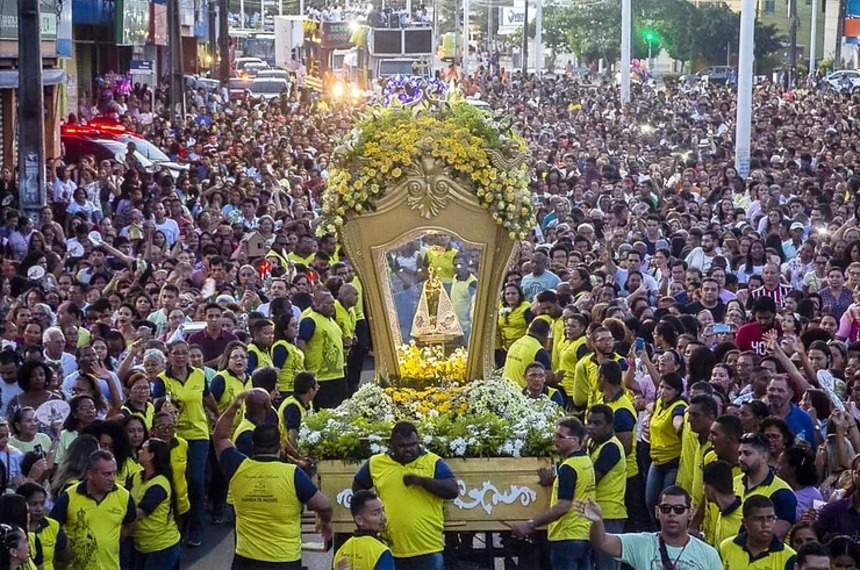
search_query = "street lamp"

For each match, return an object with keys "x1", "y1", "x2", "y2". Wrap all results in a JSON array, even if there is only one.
[{"x1": 643, "y1": 29, "x2": 655, "y2": 61}]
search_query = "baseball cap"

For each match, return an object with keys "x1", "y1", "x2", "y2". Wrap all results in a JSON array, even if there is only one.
[{"x1": 790, "y1": 222, "x2": 804, "y2": 231}]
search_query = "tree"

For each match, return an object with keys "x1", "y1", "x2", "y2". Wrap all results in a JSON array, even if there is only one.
[
  {"x1": 693, "y1": 3, "x2": 740, "y2": 66},
  {"x1": 565, "y1": 0, "x2": 621, "y2": 66},
  {"x1": 525, "y1": 4, "x2": 576, "y2": 71}
]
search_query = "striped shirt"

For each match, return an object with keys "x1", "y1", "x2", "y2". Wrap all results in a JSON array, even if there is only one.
[{"x1": 749, "y1": 283, "x2": 793, "y2": 308}]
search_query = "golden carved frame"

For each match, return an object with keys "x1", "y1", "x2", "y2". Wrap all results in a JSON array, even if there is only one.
[{"x1": 339, "y1": 155, "x2": 517, "y2": 381}]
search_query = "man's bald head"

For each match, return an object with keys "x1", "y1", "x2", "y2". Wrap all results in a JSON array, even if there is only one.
[{"x1": 245, "y1": 387, "x2": 272, "y2": 419}]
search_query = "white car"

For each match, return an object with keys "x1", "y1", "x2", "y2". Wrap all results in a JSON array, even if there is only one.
[
  {"x1": 256, "y1": 69, "x2": 290, "y2": 81},
  {"x1": 234, "y1": 57, "x2": 266, "y2": 74},
  {"x1": 823, "y1": 70, "x2": 860, "y2": 94},
  {"x1": 248, "y1": 78, "x2": 290, "y2": 100}
]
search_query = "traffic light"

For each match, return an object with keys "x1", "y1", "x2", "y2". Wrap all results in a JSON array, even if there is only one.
[{"x1": 643, "y1": 29, "x2": 656, "y2": 43}]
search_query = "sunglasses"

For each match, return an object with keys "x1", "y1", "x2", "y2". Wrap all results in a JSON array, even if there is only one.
[{"x1": 657, "y1": 504, "x2": 689, "y2": 515}]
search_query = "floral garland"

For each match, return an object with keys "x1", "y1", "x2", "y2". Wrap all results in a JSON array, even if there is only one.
[
  {"x1": 319, "y1": 93, "x2": 535, "y2": 239},
  {"x1": 298, "y1": 378, "x2": 562, "y2": 461}
]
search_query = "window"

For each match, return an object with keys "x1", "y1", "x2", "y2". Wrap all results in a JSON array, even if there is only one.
[{"x1": 763, "y1": 0, "x2": 776, "y2": 12}]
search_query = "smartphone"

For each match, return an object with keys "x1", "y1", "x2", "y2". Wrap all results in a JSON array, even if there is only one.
[
  {"x1": 34, "y1": 444, "x2": 44, "y2": 458},
  {"x1": 713, "y1": 323, "x2": 731, "y2": 334},
  {"x1": 635, "y1": 338, "x2": 645, "y2": 352}
]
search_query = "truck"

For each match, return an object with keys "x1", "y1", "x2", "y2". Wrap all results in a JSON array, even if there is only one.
[
  {"x1": 364, "y1": 26, "x2": 434, "y2": 83},
  {"x1": 273, "y1": 16, "x2": 304, "y2": 71}
]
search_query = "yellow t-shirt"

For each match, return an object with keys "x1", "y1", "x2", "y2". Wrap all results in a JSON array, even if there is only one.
[
  {"x1": 229, "y1": 455, "x2": 307, "y2": 562},
  {"x1": 547, "y1": 451, "x2": 595, "y2": 541},
  {"x1": 54, "y1": 482, "x2": 135, "y2": 570},
  {"x1": 365, "y1": 452, "x2": 448, "y2": 558},
  {"x1": 719, "y1": 533, "x2": 796, "y2": 569},
  {"x1": 588, "y1": 436, "x2": 627, "y2": 520},
  {"x1": 649, "y1": 399, "x2": 686, "y2": 466},
  {"x1": 332, "y1": 532, "x2": 392, "y2": 570},
  {"x1": 272, "y1": 340, "x2": 305, "y2": 393},
  {"x1": 502, "y1": 335, "x2": 544, "y2": 388},
  {"x1": 33, "y1": 517, "x2": 64, "y2": 570},
  {"x1": 158, "y1": 367, "x2": 210, "y2": 441},
  {"x1": 129, "y1": 472, "x2": 181, "y2": 554}
]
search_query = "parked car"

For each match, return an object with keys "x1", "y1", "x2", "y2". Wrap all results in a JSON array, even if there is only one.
[
  {"x1": 683, "y1": 66, "x2": 736, "y2": 84},
  {"x1": 823, "y1": 70, "x2": 860, "y2": 94},
  {"x1": 239, "y1": 62, "x2": 270, "y2": 78},
  {"x1": 228, "y1": 77, "x2": 254, "y2": 100},
  {"x1": 247, "y1": 78, "x2": 290, "y2": 100},
  {"x1": 233, "y1": 57, "x2": 266, "y2": 75}
]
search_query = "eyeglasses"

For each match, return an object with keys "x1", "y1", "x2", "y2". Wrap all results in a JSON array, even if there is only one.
[{"x1": 657, "y1": 504, "x2": 689, "y2": 515}]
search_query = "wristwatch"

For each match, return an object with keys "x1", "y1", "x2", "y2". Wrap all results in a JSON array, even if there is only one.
[{"x1": 526, "y1": 519, "x2": 537, "y2": 531}]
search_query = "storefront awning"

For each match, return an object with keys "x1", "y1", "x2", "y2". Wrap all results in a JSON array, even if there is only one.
[{"x1": 0, "y1": 69, "x2": 68, "y2": 90}]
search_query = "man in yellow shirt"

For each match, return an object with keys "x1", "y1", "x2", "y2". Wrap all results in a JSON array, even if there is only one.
[
  {"x1": 502, "y1": 319, "x2": 552, "y2": 388},
  {"x1": 508, "y1": 417, "x2": 595, "y2": 569},
  {"x1": 352, "y1": 422, "x2": 458, "y2": 569},
  {"x1": 332, "y1": 490, "x2": 394, "y2": 570},
  {"x1": 50, "y1": 449, "x2": 137, "y2": 570},
  {"x1": 677, "y1": 392, "x2": 719, "y2": 510},
  {"x1": 571, "y1": 326, "x2": 627, "y2": 413},
  {"x1": 586, "y1": 404, "x2": 627, "y2": 570},
  {"x1": 215, "y1": 389, "x2": 333, "y2": 569},
  {"x1": 297, "y1": 289, "x2": 346, "y2": 409},
  {"x1": 719, "y1": 495, "x2": 796, "y2": 569},
  {"x1": 334, "y1": 283, "x2": 359, "y2": 386},
  {"x1": 702, "y1": 461, "x2": 744, "y2": 548}
]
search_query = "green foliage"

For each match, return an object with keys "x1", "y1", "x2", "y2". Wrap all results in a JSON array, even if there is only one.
[
  {"x1": 525, "y1": 5, "x2": 577, "y2": 71},
  {"x1": 818, "y1": 57, "x2": 833, "y2": 71}
]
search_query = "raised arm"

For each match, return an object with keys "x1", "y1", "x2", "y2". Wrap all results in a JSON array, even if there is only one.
[{"x1": 576, "y1": 499, "x2": 623, "y2": 559}]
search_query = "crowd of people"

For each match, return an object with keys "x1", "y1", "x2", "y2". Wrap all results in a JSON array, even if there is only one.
[{"x1": 0, "y1": 51, "x2": 857, "y2": 569}]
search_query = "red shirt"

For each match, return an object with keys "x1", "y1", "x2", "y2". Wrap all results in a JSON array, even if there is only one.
[{"x1": 735, "y1": 322, "x2": 781, "y2": 356}]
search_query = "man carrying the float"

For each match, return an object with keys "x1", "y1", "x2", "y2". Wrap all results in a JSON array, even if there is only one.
[{"x1": 352, "y1": 421, "x2": 458, "y2": 570}]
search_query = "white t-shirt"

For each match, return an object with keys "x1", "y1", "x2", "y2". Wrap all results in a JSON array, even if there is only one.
[
  {"x1": 0, "y1": 381, "x2": 22, "y2": 413},
  {"x1": 618, "y1": 532, "x2": 722, "y2": 570},
  {"x1": 154, "y1": 218, "x2": 180, "y2": 247}
]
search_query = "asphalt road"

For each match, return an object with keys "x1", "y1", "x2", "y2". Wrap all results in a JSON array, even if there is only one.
[{"x1": 180, "y1": 526, "x2": 333, "y2": 569}]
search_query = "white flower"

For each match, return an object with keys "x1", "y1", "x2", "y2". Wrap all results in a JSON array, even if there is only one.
[
  {"x1": 450, "y1": 437, "x2": 468, "y2": 457},
  {"x1": 370, "y1": 443, "x2": 388, "y2": 454}
]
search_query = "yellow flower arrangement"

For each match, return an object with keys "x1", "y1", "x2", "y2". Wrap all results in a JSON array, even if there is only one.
[
  {"x1": 384, "y1": 385, "x2": 468, "y2": 418},
  {"x1": 396, "y1": 342, "x2": 468, "y2": 383},
  {"x1": 318, "y1": 94, "x2": 534, "y2": 239}
]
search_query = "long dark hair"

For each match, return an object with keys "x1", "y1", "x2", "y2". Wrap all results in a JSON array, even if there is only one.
[
  {"x1": 63, "y1": 395, "x2": 96, "y2": 432},
  {"x1": 80, "y1": 420, "x2": 133, "y2": 482},
  {"x1": 146, "y1": 438, "x2": 177, "y2": 517},
  {"x1": 0, "y1": 524, "x2": 25, "y2": 568},
  {"x1": 51, "y1": 434, "x2": 99, "y2": 498}
]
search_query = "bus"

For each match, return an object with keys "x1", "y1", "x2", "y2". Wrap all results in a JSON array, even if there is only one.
[{"x1": 231, "y1": 30, "x2": 276, "y2": 66}]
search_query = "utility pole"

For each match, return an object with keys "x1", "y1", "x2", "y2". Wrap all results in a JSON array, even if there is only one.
[
  {"x1": 463, "y1": 0, "x2": 470, "y2": 74},
  {"x1": 219, "y1": 0, "x2": 230, "y2": 82},
  {"x1": 17, "y1": 0, "x2": 46, "y2": 224},
  {"x1": 454, "y1": 1, "x2": 461, "y2": 68},
  {"x1": 809, "y1": 0, "x2": 817, "y2": 78},
  {"x1": 168, "y1": 0, "x2": 185, "y2": 117},
  {"x1": 534, "y1": 0, "x2": 541, "y2": 74},
  {"x1": 521, "y1": 0, "x2": 528, "y2": 74},
  {"x1": 209, "y1": 0, "x2": 218, "y2": 76},
  {"x1": 621, "y1": 0, "x2": 630, "y2": 103},
  {"x1": 736, "y1": 0, "x2": 755, "y2": 179},
  {"x1": 788, "y1": 0, "x2": 797, "y2": 88}
]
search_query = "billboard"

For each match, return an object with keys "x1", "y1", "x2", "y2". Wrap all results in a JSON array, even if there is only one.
[{"x1": 498, "y1": 6, "x2": 526, "y2": 35}]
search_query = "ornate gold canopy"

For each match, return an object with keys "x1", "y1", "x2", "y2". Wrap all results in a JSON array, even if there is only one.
[{"x1": 339, "y1": 153, "x2": 520, "y2": 381}]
